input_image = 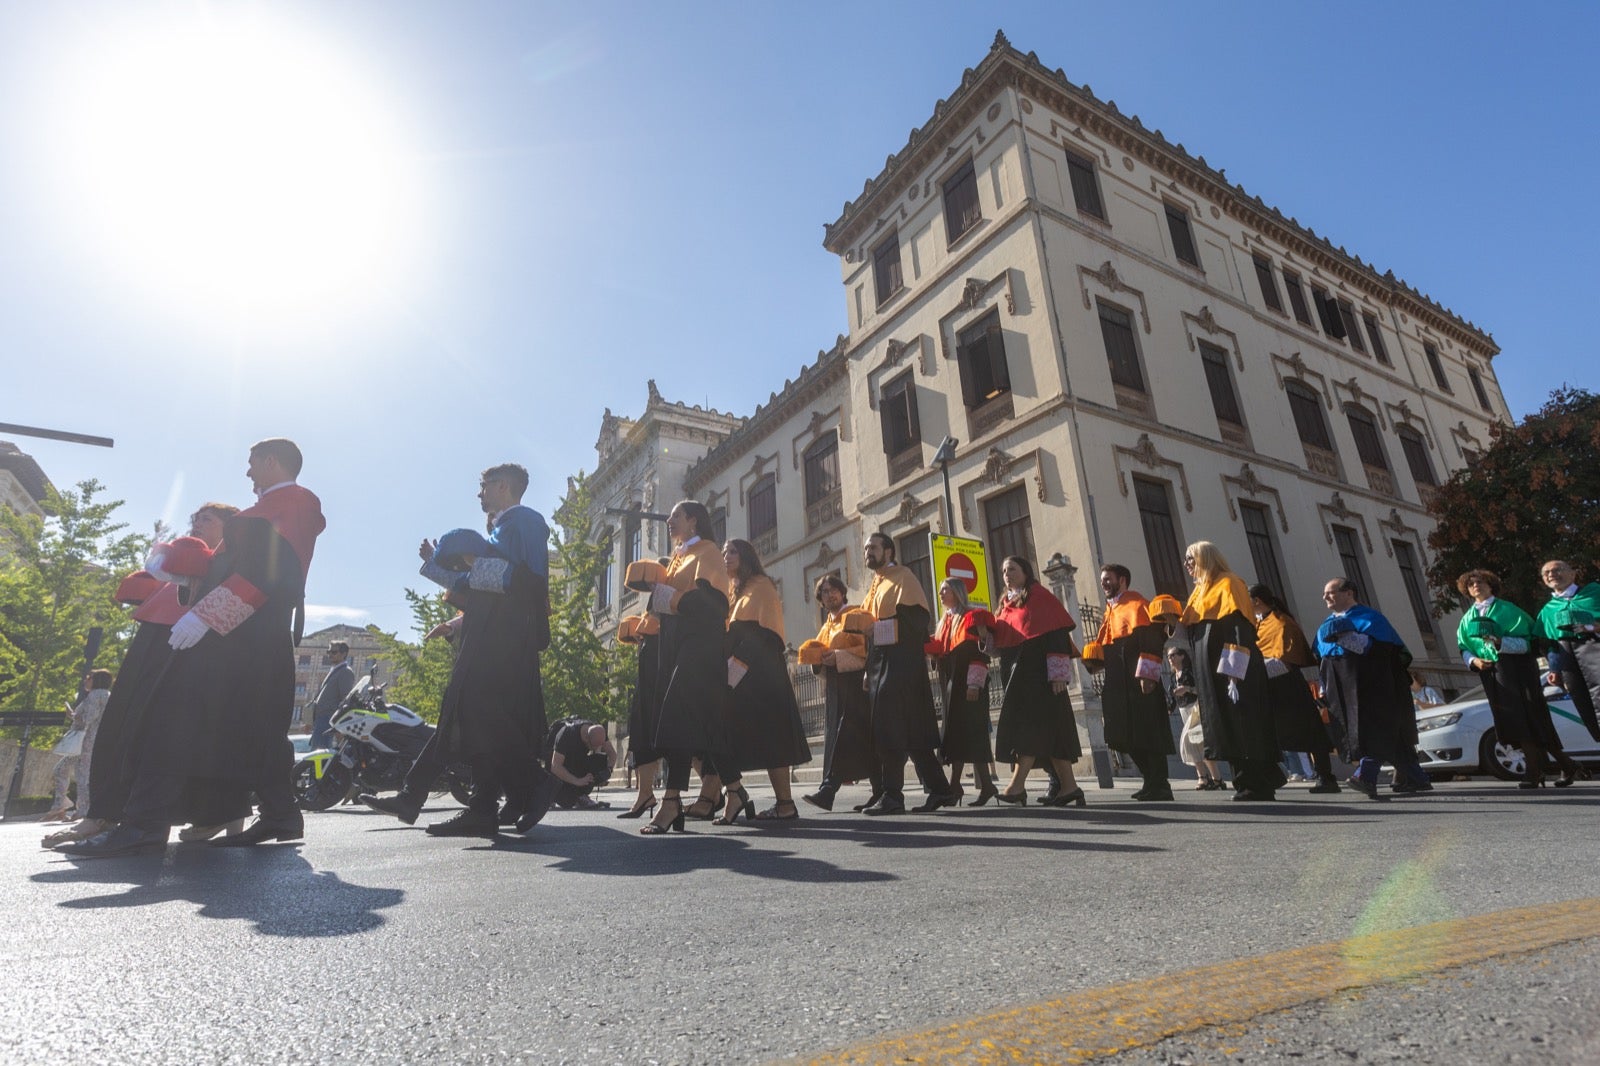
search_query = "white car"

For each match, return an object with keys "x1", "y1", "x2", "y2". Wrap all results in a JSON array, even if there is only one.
[{"x1": 1415, "y1": 686, "x2": 1600, "y2": 780}]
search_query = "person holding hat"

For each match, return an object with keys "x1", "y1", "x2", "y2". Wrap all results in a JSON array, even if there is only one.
[
  {"x1": 618, "y1": 558, "x2": 671, "y2": 819},
  {"x1": 365, "y1": 463, "x2": 550, "y2": 839},
  {"x1": 1085, "y1": 564, "x2": 1174, "y2": 801},
  {"x1": 1456, "y1": 569, "x2": 1586, "y2": 789},
  {"x1": 799, "y1": 575, "x2": 880, "y2": 811}
]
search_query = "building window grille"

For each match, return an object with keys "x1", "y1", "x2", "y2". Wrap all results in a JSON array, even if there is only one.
[
  {"x1": 898, "y1": 527, "x2": 933, "y2": 608},
  {"x1": 983, "y1": 485, "x2": 1037, "y2": 603},
  {"x1": 748, "y1": 475, "x2": 777, "y2": 545},
  {"x1": 1311, "y1": 286, "x2": 1346, "y2": 339},
  {"x1": 1337, "y1": 299, "x2": 1366, "y2": 355},
  {"x1": 1252, "y1": 255, "x2": 1284, "y2": 313},
  {"x1": 942, "y1": 160, "x2": 982, "y2": 244},
  {"x1": 1165, "y1": 204, "x2": 1199, "y2": 267},
  {"x1": 1098, "y1": 301, "x2": 1145, "y2": 393},
  {"x1": 1396, "y1": 426, "x2": 1437, "y2": 488},
  {"x1": 1064, "y1": 149, "x2": 1106, "y2": 220}
]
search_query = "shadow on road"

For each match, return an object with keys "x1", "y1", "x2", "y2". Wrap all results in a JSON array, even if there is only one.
[{"x1": 31, "y1": 845, "x2": 403, "y2": 937}]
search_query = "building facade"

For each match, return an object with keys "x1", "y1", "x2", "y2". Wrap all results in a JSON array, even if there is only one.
[
  {"x1": 291, "y1": 623, "x2": 395, "y2": 732},
  {"x1": 589, "y1": 33, "x2": 1506, "y2": 700}
]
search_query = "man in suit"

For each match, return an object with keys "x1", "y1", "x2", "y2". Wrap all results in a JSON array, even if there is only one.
[{"x1": 309, "y1": 641, "x2": 356, "y2": 749}]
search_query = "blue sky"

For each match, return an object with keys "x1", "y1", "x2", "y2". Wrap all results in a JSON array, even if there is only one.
[{"x1": 2, "y1": 0, "x2": 1595, "y2": 639}]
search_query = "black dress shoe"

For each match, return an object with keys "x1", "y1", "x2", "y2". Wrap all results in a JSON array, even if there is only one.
[
  {"x1": 425, "y1": 810, "x2": 500, "y2": 838},
  {"x1": 361, "y1": 793, "x2": 422, "y2": 825},
  {"x1": 61, "y1": 825, "x2": 169, "y2": 858},
  {"x1": 1133, "y1": 787, "x2": 1174, "y2": 802},
  {"x1": 860, "y1": 796, "x2": 906, "y2": 816},
  {"x1": 801, "y1": 791, "x2": 836, "y2": 812},
  {"x1": 1231, "y1": 790, "x2": 1275, "y2": 802},
  {"x1": 1308, "y1": 779, "x2": 1342, "y2": 794},
  {"x1": 911, "y1": 791, "x2": 959, "y2": 812},
  {"x1": 852, "y1": 792, "x2": 883, "y2": 812},
  {"x1": 211, "y1": 818, "x2": 304, "y2": 847}
]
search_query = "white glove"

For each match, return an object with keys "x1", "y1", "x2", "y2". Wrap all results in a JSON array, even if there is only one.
[
  {"x1": 1263, "y1": 657, "x2": 1290, "y2": 678},
  {"x1": 144, "y1": 553, "x2": 178, "y2": 584},
  {"x1": 1226, "y1": 678, "x2": 1241, "y2": 703},
  {"x1": 168, "y1": 611, "x2": 211, "y2": 650}
]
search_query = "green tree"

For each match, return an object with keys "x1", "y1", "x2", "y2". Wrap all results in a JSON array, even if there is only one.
[
  {"x1": 0, "y1": 480, "x2": 151, "y2": 729},
  {"x1": 364, "y1": 589, "x2": 459, "y2": 722},
  {"x1": 1426, "y1": 387, "x2": 1600, "y2": 612},
  {"x1": 543, "y1": 472, "x2": 635, "y2": 724}
]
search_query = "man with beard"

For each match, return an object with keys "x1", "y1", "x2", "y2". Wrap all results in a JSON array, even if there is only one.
[
  {"x1": 1314, "y1": 578, "x2": 1426, "y2": 800},
  {"x1": 1536, "y1": 559, "x2": 1600, "y2": 743},
  {"x1": 367, "y1": 463, "x2": 550, "y2": 838},
  {"x1": 1084, "y1": 564, "x2": 1174, "y2": 801},
  {"x1": 859, "y1": 531, "x2": 956, "y2": 815},
  {"x1": 68, "y1": 439, "x2": 326, "y2": 856}
]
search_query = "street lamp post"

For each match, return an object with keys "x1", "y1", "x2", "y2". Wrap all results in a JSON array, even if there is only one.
[{"x1": 930, "y1": 436, "x2": 958, "y2": 534}]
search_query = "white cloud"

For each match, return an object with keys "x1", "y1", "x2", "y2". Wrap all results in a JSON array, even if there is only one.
[{"x1": 303, "y1": 604, "x2": 370, "y2": 629}]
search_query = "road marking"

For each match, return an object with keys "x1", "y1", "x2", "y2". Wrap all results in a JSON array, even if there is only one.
[{"x1": 795, "y1": 897, "x2": 1600, "y2": 1065}]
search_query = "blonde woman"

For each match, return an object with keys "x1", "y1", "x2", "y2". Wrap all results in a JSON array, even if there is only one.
[{"x1": 1180, "y1": 541, "x2": 1284, "y2": 801}]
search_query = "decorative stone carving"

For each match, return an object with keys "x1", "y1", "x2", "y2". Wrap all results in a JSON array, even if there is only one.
[
  {"x1": 1333, "y1": 377, "x2": 1386, "y2": 428},
  {"x1": 1316, "y1": 491, "x2": 1373, "y2": 552},
  {"x1": 1220, "y1": 462, "x2": 1289, "y2": 532},
  {"x1": 647, "y1": 380, "x2": 662, "y2": 405},
  {"x1": 936, "y1": 272, "x2": 1022, "y2": 362},
  {"x1": 1112, "y1": 434, "x2": 1192, "y2": 511},
  {"x1": 737, "y1": 452, "x2": 778, "y2": 505},
  {"x1": 1270, "y1": 351, "x2": 1334, "y2": 409},
  {"x1": 1078, "y1": 261, "x2": 1151, "y2": 333},
  {"x1": 1182, "y1": 305, "x2": 1244, "y2": 370},
  {"x1": 982, "y1": 446, "x2": 1015, "y2": 485},
  {"x1": 1377, "y1": 507, "x2": 1424, "y2": 558}
]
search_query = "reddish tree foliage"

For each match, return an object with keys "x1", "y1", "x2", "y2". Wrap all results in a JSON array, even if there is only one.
[{"x1": 1425, "y1": 387, "x2": 1600, "y2": 613}]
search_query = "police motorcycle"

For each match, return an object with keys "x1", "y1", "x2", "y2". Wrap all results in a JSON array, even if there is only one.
[{"x1": 292, "y1": 675, "x2": 474, "y2": 811}]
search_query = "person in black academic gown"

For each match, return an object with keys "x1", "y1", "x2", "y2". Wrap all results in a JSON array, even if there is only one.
[{"x1": 800, "y1": 575, "x2": 880, "y2": 812}]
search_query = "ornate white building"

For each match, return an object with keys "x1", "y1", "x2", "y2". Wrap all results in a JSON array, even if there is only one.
[{"x1": 588, "y1": 33, "x2": 1506, "y2": 696}]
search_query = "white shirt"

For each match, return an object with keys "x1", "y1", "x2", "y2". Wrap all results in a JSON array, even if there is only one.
[{"x1": 256, "y1": 479, "x2": 296, "y2": 498}]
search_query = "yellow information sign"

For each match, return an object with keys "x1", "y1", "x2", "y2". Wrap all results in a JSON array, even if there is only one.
[{"x1": 930, "y1": 535, "x2": 991, "y2": 609}]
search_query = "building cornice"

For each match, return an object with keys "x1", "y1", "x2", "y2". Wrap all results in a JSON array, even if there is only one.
[
  {"x1": 684, "y1": 342, "x2": 849, "y2": 493},
  {"x1": 823, "y1": 31, "x2": 1497, "y2": 358}
]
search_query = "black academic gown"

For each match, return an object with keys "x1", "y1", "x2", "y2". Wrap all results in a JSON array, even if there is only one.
[
  {"x1": 934, "y1": 639, "x2": 994, "y2": 765},
  {"x1": 865, "y1": 603, "x2": 942, "y2": 755},
  {"x1": 625, "y1": 631, "x2": 664, "y2": 767},
  {"x1": 1100, "y1": 625, "x2": 1176, "y2": 757},
  {"x1": 1318, "y1": 641, "x2": 1416, "y2": 763},
  {"x1": 721, "y1": 620, "x2": 812, "y2": 773},
  {"x1": 654, "y1": 581, "x2": 731, "y2": 756},
  {"x1": 819, "y1": 662, "x2": 878, "y2": 783},
  {"x1": 1187, "y1": 611, "x2": 1283, "y2": 785},
  {"x1": 1477, "y1": 652, "x2": 1565, "y2": 752},
  {"x1": 995, "y1": 629, "x2": 1083, "y2": 763},
  {"x1": 1267, "y1": 671, "x2": 1334, "y2": 753}
]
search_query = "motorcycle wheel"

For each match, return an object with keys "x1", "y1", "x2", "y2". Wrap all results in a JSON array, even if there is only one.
[
  {"x1": 443, "y1": 763, "x2": 477, "y2": 806},
  {"x1": 294, "y1": 758, "x2": 351, "y2": 812}
]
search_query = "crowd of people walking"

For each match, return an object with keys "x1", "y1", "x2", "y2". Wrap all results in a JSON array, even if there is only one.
[{"x1": 40, "y1": 463, "x2": 1598, "y2": 855}]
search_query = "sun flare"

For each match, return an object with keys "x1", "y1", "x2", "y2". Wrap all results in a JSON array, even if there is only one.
[{"x1": 44, "y1": 13, "x2": 426, "y2": 323}]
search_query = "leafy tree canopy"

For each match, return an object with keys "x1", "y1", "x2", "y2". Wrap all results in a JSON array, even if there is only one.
[
  {"x1": 0, "y1": 480, "x2": 151, "y2": 729},
  {"x1": 1426, "y1": 387, "x2": 1600, "y2": 612},
  {"x1": 364, "y1": 588, "x2": 459, "y2": 722},
  {"x1": 544, "y1": 471, "x2": 635, "y2": 725}
]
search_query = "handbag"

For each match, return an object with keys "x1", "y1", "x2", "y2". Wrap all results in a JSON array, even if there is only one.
[{"x1": 53, "y1": 728, "x2": 85, "y2": 758}]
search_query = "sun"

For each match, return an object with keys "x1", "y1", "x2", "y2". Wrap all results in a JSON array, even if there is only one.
[{"x1": 42, "y1": 11, "x2": 426, "y2": 323}]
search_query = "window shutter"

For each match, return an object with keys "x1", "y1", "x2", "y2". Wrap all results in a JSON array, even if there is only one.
[
  {"x1": 878, "y1": 391, "x2": 895, "y2": 454},
  {"x1": 956, "y1": 335, "x2": 980, "y2": 408},
  {"x1": 907, "y1": 383, "x2": 921, "y2": 443}
]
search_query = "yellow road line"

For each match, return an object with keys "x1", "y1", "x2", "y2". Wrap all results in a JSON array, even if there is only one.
[{"x1": 795, "y1": 897, "x2": 1600, "y2": 1065}]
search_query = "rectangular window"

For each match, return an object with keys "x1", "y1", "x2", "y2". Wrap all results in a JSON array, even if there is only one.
[
  {"x1": 710, "y1": 508, "x2": 727, "y2": 547},
  {"x1": 625, "y1": 516, "x2": 643, "y2": 565},
  {"x1": 1337, "y1": 299, "x2": 1366, "y2": 355},
  {"x1": 1134, "y1": 477, "x2": 1188, "y2": 600},
  {"x1": 803, "y1": 434, "x2": 840, "y2": 505},
  {"x1": 872, "y1": 233, "x2": 903, "y2": 306},
  {"x1": 1286, "y1": 381, "x2": 1333, "y2": 450},
  {"x1": 1282, "y1": 270, "x2": 1313, "y2": 326},
  {"x1": 1165, "y1": 204, "x2": 1199, "y2": 267},
  {"x1": 1423, "y1": 343, "x2": 1451, "y2": 392},
  {"x1": 1199, "y1": 341, "x2": 1243, "y2": 428},
  {"x1": 942, "y1": 160, "x2": 982, "y2": 244},
  {"x1": 1468, "y1": 366, "x2": 1493, "y2": 411},
  {"x1": 298, "y1": 654, "x2": 311, "y2": 667},
  {"x1": 879, "y1": 372, "x2": 921, "y2": 456},
  {"x1": 1097, "y1": 301, "x2": 1145, "y2": 392},
  {"x1": 1396, "y1": 427, "x2": 1436, "y2": 487},
  {"x1": 1311, "y1": 286, "x2": 1346, "y2": 339},
  {"x1": 1332, "y1": 525, "x2": 1374, "y2": 605},
  {"x1": 983, "y1": 485, "x2": 1037, "y2": 603},
  {"x1": 748, "y1": 476, "x2": 777, "y2": 540},
  {"x1": 1252, "y1": 255, "x2": 1284, "y2": 313},
  {"x1": 955, "y1": 308, "x2": 1011, "y2": 409},
  {"x1": 1392, "y1": 540, "x2": 1435, "y2": 637},
  {"x1": 1345, "y1": 408, "x2": 1389, "y2": 471},
  {"x1": 1362, "y1": 313, "x2": 1391, "y2": 366},
  {"x1": 1240, "y1": 502, "x2": 1287, "y2": 600},
  {"x1": 898, "y1": 528, "x2": 933, "y2": 608},
  {"x1": 1064, "y1": 149, "x2": 1106, "y2": 220}
]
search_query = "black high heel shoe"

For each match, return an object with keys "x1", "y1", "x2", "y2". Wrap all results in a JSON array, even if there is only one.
[
  {"x1": 996, "y1": 789, "x2": 1027, "y2": 805},
  {"x1": 685, "y1": 792, "x2": 722, "y2": 821},
  {"x1": 968, "y1": 784, "x2": 999, "y2": 807},
  {"x1": 1555, "y1": 762, "x2": 1591, "y2": 788},
  {"x1": 617, "y1": 797, "x2": 658, "y2": 820},
  {"x1": 713, "y1": 786, "x2": 754, "y2": 825},
  {"x1": 640, "y1": 797, "x2": 685, "y2": 835},
  {"x1": 1048, "y1": 787, "x2": 1087, "y2": 808}
]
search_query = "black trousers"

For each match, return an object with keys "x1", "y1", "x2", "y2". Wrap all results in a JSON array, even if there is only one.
[
  {"x1": 124, "y1": 737, "x2": 297, "y2": 831},
  {"x1": 1128, "y1": 749, "x2": 1170, "y2": 790},
  {"x1": 878, "y1": 748, "x2": 948, "y2": 801}
]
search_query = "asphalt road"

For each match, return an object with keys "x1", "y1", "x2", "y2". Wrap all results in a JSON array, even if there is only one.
[{"x1": 4, "y1": 777, "x2": 1599, "y2": 1065}]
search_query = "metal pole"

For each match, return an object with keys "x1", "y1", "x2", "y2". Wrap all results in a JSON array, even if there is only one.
[
  {"x1": 0, "y1": 422, "x2": 114, "y2": 448},
  {"x1": 940, "y1": 460, "x2": 955, "y2": 534}
]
